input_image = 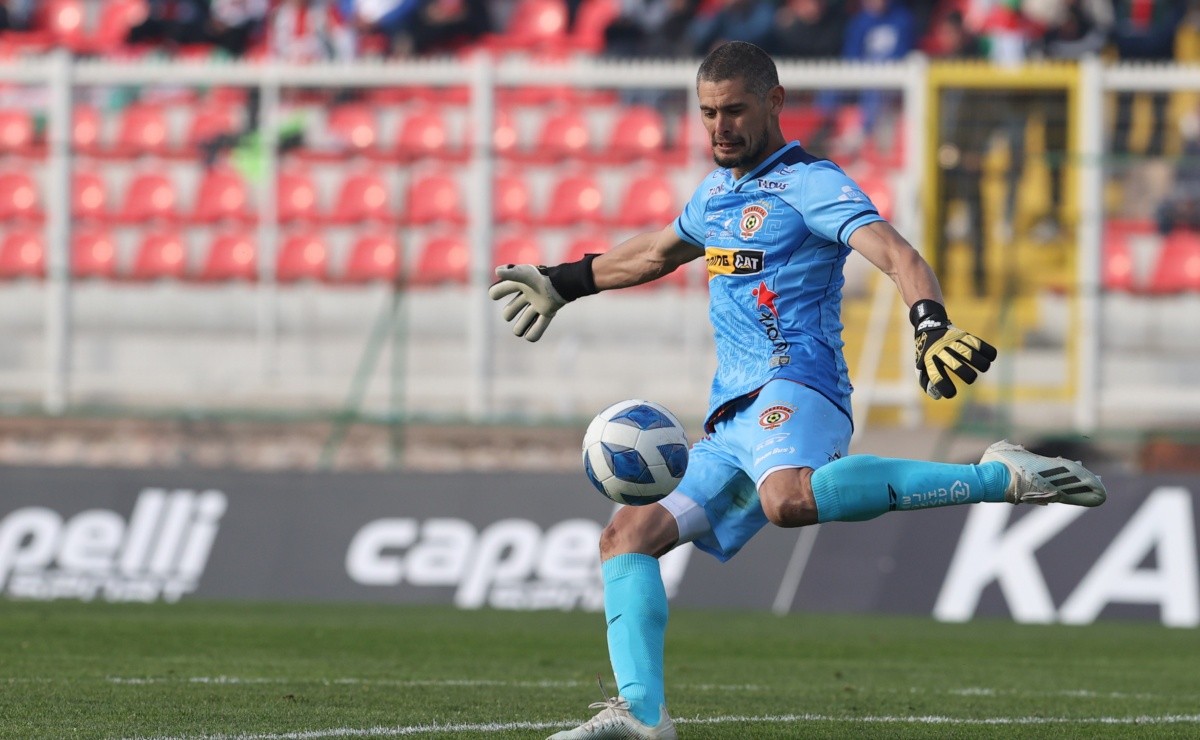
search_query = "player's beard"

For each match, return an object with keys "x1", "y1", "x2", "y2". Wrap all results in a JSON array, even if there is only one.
[{"x1": 712, "y1": 124, "x2": 769, "y2": 170}]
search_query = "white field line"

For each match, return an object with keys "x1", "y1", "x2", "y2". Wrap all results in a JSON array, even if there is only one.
[
  {"x1": 121, "y1": 713, "x2": 1200, "y2": 740},
  {"x1": 100, "y1": 676, "x2": 768, "y2": 692}
]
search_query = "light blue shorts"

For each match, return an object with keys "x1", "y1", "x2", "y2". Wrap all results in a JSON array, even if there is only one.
[{"x1": 658, "y1": 380, "x2": 852, "y2": 562}]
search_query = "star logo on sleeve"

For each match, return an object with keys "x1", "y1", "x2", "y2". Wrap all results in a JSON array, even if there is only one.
[{"x1": 752, "y1": 281, "x2": 779, "y2": 317}]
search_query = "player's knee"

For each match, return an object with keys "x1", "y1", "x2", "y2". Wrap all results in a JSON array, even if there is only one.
[
  {"x1": 759, "y1": 467, "x2": 819, "y2": 528},
  {"x1": 599, "y1": 505, "x2": 679, "y2": 560}
]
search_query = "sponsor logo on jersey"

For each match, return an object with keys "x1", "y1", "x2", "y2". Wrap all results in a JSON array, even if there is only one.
[
  {"x1": 756, "y1": 178, "x2": 788, "y2": 192},
  {"x1": 837, "y1": 185, "x2": 867, "y2": 203},
  {"x1": 758, "y1": 404, "x2": 796, "y2": 430},
  {"x1": 739, "y1": 204, "x2": 768, "y2": 239},
  {"x1": 0, "y1": 489, "x2": 227, "y2": 603},
  {"x1": 752, "y1": 280, "x2": 791, "y2": 363},
  {"x1": 707, "y1": 184, "x2": 726, "y2": 196},
  {"x1": 705, "y1": 248, "x2": 764, "y2": 279}
]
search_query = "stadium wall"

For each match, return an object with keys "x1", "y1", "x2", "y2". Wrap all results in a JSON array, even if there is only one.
[{"x1": 1, "y1": 466, "x2": 1196, "y2": 627}]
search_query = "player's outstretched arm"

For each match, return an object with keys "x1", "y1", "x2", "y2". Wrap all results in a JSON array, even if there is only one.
[
  {"x1": 848, "y1": 221, "x2": 998, "y2": 400},
  {"x1": 489, "y1": 225, "x2": 697, "y2": 342}
]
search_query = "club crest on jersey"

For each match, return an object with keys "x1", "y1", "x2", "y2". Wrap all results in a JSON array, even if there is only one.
[
  {"x1": 759, "y1": 404, "x2": 796, "y2": 430},
  {"x1": 739, "y1": 204, "x2": 768, "y2": 239}
]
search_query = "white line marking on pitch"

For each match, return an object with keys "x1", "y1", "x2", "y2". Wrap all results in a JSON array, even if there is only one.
[
  {"x1": 121, "y1": 713, "x2": 1200, "y2": 740},
  {"x1": 104, "y1": 676, "x2": 768, "y2": 692}
]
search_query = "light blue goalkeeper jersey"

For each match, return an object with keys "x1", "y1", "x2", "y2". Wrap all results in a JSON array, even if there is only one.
[{"x1": 672, "y1": 141, "x2": 885, "y2": 430}]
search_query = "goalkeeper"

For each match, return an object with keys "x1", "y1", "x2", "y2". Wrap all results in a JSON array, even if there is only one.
[{"x1": 491, "y1": 41, "x2": 1107, "y2": 740}]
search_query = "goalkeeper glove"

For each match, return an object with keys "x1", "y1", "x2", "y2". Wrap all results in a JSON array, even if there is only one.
[
  {"x1": 488, "y1": 254, "x2": 599, "y2": 342},
  {"x1": 910, "y1": 299, "x2": 998, "y2": 400}
]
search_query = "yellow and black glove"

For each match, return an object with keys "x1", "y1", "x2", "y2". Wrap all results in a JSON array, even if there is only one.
[{"x1": 911, "y1": 299, "x2": 997, "y2": 400}]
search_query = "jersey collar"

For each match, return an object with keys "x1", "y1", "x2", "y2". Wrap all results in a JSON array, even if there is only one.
[{"x1": 732, "y1": 141, "x2": 801, "y2": 190}]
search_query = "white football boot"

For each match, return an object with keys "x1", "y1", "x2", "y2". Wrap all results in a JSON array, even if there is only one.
[
  {"x1": 981, "y1": 440, "x2": 1107, "y2": 507},
  {"x1": 546, "y1": 697, "x2": 676, "y2": 740}
]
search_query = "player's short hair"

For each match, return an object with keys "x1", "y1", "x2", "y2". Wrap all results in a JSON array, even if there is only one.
[{"x1": 696, "y1": 41, "x2": 780, "y2": 99}]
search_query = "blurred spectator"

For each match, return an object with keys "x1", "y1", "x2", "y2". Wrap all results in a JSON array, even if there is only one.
[
  {"x1": 1112, "y1": 0, "x2": 1187, "y2": 156},
  {"x1": 841, "y1": 0, "x2": 916, "y2": 138},
  {"x1": 963, "y1": 0, "x2": 1040, "y2": 65},
  {"x1": 1155, "y1": 105, "x2": 1200, "y2": 234},
  {"x1": 769, "y1": 0, "x2": 846, "y2": 59},
  {"x1": 925, "y1": 8, "x2": 983, "y2": 58},
  {"x1": 603, "y1": 0, "x2": 700, "y2": 58},
  {"x1": 392, "y1": 0, "x2": 492, "y2": 56},
  {"x1": 128, "y1": 0, "x2": 212, "y2": 47},
  {"x1": 208, "y1": 0, "x2": 270, "y2": 56},
  {"x1": 1037, "y1": 0, "x2": 1113, "y2": 59},
  {"x1": 270, "y1": 0, "x2": 357, "y2": 62},
  {"x1": 686, "y1": 0, "x2": 775, "y2": 56}
]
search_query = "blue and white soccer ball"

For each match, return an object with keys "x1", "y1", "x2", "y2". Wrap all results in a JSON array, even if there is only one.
[{"x1": 582, "y1": 399, "x2": 689, "y2": 505}]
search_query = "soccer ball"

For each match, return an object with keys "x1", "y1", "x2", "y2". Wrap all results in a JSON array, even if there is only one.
[{"x1": 582, "y1": 399, "x2": 689, "y2": 505}]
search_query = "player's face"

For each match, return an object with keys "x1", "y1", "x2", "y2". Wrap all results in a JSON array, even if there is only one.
[{"x1": 698, "y1": 77, "x2": 783, "y2": 175}]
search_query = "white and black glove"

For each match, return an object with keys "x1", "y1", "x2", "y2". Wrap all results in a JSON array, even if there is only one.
[
  {"x1": 911, "y1": 299, "x2": 998, "y2": 400},
  {"x1": 488, "y1": 255, "x2": 599, "y2": 342}
]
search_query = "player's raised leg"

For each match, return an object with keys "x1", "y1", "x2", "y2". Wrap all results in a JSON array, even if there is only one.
[
  {"x1": 760, "y1": 441, "x2": 1106, "y2": 528},
  {"x1": 548, "y1": 504, "x2": 679, "y2": 740}
]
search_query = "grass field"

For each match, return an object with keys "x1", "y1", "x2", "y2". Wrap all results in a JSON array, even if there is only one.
[{"x1": 3, "y1": 600, "x2": 1199, "y2": 740}]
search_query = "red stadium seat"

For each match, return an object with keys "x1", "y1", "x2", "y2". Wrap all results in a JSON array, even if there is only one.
[
  {"x1": 393, "y1": 107, "x2": 465, "y2": 162},
  {"x1": 131, "y1": 230, "x2": 189, "y2": 281},
  {"x1": 329, "y1": 103, "x2": 379, "y2": 154},
  {"x1": 571, "y1": 0, "x2": 620, "y2": 53},
  {"x1": 413, "y1": 232, "x2": 469, "y2": 286},
  {"x1": 119, "y1": 172, "x2": 178, "y2": 223},
  {"x1": 110, "y1": 103, "x2": 171, "y2": 158},
  {"x1": 493, "y1": 232, "x2": 544, "y2": 267},
  {"x1": 330, "y1": 171, "x2": 394, "y2": 224},
  {"x1": 404, "y1": 172, "x2": 466, "y2": 225},
  {"x1": 562, "y1": 231, "x2": 611, "y2": 263},
  {"x1": 541, "y1": 172, "x2": 605, "y2": 226},
  {"x1": 612, "y1": 172, "x2": 676, "y2": 228},
  {"x1": 500, "y1": 0, "x2": 569, "y2": 51},
  {"x1": 200, "y1": 231, "x2": 257, "y2": 282},
  {"x1": 277, "y1": 170, "x2": 320, "y2": 223},
  {"x1": 191, "y1": 168, "x2": 255, "y2": 224},
  {"x1": 524, "y1": 108, "x2": 591, "y2": 163},
  {"x1": 72, "y1": 170, "x2": 109, "y2": 222},
  {"x1": 182, "y1": 105, "x2": 239, "y2": 154},
  {"x1": 40, "y1": 0, "x2": 87, "y2": 51},
  {"x1": 0, "y1": 109, "x2": 38, "y2": 157},
  {"x1": 343, "y1": 233, "x2": 402, "y2": 283},
  {"x1": 493, "y1": 108, "x2": 519, "y2": 159},
  {"x1": 72, "y1": 104, "x2": 102, "y2": 156},
  {"x1": 0, "y1": 230, "x2": 45, "y2": 279},
  {"x1": 90, "y1": 0, "x2": 148, "y2": 55},
  {"x1": 1148, "y1": 230, "x2": 1200, "y2": 294},
  {"x1": 1102, "y1": 228, "x2": 1135, "y2": 293},
  {"x1": 277, "y1": 233, "x2": 330, "y2": 282},
  {"x1": 596, "y1": 106, "x2": 679, "y2": 164},
  {"x1": 72, "y1": 229, "x2": 118, "y2": 279},
  {"x1": 495, "y1": 172, "x2": 534, "y2": 225},
  {"x1": 0, "y1": 171, "x2": 42, "y2": 222}
]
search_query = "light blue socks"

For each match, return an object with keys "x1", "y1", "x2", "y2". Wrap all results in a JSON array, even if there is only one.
[
  {"x1": 602, "y1": 553, "x2": 667, "y2": 727},
  {"x1": 810, "y1": 455, "x2": 1010, "y2": 523}
]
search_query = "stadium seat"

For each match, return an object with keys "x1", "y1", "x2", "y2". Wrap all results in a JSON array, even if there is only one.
[
  {"x1": 130, "y1": 231, "x2": 189, "y2": 281},
  {"x1": 570, "y1": 0, "x2": 620, "y2": 53},
  {"x1": 276, "y1": 233, "x2": 330, "y2": 283},
  {"x1": 596, "y1": 106, "x2": 680, "y2": 164},
  {"x1": 199, "y1": 231, "x2": 257, "y2": 282},
  {"x1": 1148, "y1": 230, "x2": 1200, "y2": 294},
  {"x1": 493, "y1": 232, "x2": 545, "y2": 267},
  {"x1": 541, "y1": 172, "x2": 605, "y2": 226},
  {"x1": 109, "y1": 102, "x2": 171, "y2": 159},
  {"x1": 343, "y1": 233, "x2": 402, "y2": 283},
  {"x1": 39, "y1": 0, "x2": 88, "y2": 52},
  {"x1": 118, "y1": 172, "x2": 178, "y2": 223},
  {"x1": 413, "y1": 232, "x2": 469, "y2": 286},
  {"x1": 190, "y1": 168, "x2": 255, "y2": 224},
  {"x1": 277, "y1": 170, "x2": 320, "y2": 223},
  {"x1": 330, "y1": 171, "x2": 394, "y2": 224},
  {"x1": 403, "y1": 172, "x2": 466, "y2": 225},
  {"x1": 0, "y1": 109, "x2": 38, "y2": 158},
  {"x1": 1102, "y1": 228, "x2": 1135, "y2": 293},
  {"x1": 496, "y1": 0, "x2": 569, "y2": 52},
  {"x1": 524, "y1": 108, "x2": 591, "y2": 163},
  {"x1": 72, "y1": 229, "x2": 118, "y2": 279},
  {"x1": 495, "y1": 172, "x2": 534, "y2": 225},
  {"x1": 72, "y1": 104, "x2": 102, "y2": 156},
  {"x1": 181, "y1": 105, "x2": 239, "y2": 156},
  {"x1": 612, "y1": 172, "x2": 676, "y2": 228},
  {"x1": 392, "y1": 107, "x2": 465, "y2": 162},
  {"x1": 298, "y1": 103, "x2": 379, "y2": 162},
  {"x1": 72, "y1": 170, "x2": 109, "y2": 222},
  {"x1": 856, "y1": 171, "x2": 893, "y2": 222},
  {"x1": 0, "y1": 171, "x2": 43, "y2": 222},
  {"x1": 0, "y1": 230, "x2": 45, "y2": 279},
  {"x1": 493, "y1": 108, "x2": 519, "y2": 158},
  {"x1": 90, "y1": 0, "x2": 148, "y2": 55}
]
